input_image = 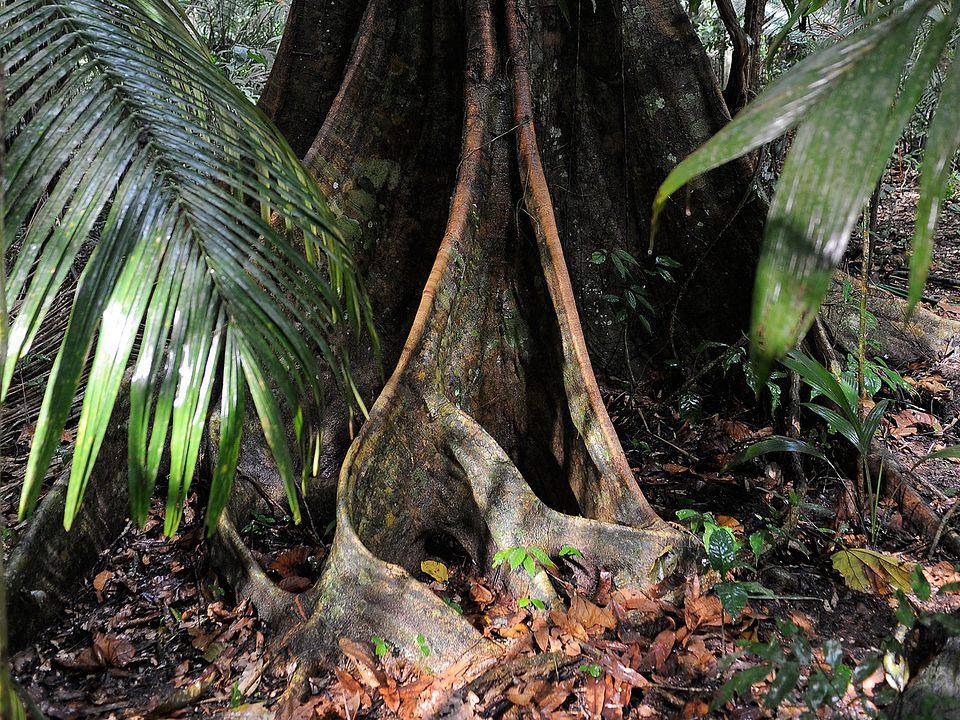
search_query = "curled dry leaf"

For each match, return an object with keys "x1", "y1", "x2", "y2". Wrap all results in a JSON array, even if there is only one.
[
  {"x1": 641, "y1": 629, "x2": 676, "y2": 673},
  {"x1": 568, "y1": 595, "x2": 616, "y2": 635},
  {"x1": 92, "y1": 570, "x2": 113, "y2": 603},
  {"x1": 278, "y1": 575, "x2": 313, "y2": 593},
  {"x1": 268, "y1": 546, "x2": 312, "y2": 578},
  {"x1": 469, "y1": 582, "x2": 495, "y2": 608}
]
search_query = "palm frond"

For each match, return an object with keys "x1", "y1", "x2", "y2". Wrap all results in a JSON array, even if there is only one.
[
  {"x1": 653, "y1": 0, "x2": 959, "y2": 374},
  {"x1": 1, "y1": 0, "x2": 373, "y2": 535}
]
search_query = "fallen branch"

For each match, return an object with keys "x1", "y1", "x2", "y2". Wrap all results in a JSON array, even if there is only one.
[{"x1": 871, "y1": 442, "x2": 960, "y2": 557}]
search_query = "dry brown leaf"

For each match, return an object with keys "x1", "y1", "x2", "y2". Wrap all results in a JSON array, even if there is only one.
[
  {"x1": 334, "y1": 669, "x2": 370, "y2": 711},
  {"x1": 93, "y1": 633, "x2": 136, "y2": 667},
  {"x1": 339, "y1": 638, "x2": 385, "y2": 689},
  {"x1": 610, "y1": 588, "x2": 659, "y2": 614},
  {"x1": 532, "y1": 618, "x2": 551, "y2": 652},
  {"x1": 507, "y1": 683, "x2": 534, "y2": 706},
  {"x1": 716, "y1": 515, "x2": 744, "y2": 534},
  {"x1": 683, "y1": 700, "x2": 710, "y2": 718},
  {"x1": 57, "y1": 633, "x2": 135, "y2": 672},
  {"x1": 277, "y1": 575, "x2": 312, "y2": 593},
  {"x1": 584, "y1": 675, "x2": 604, "y2": 719},
  {"x1": 663, "y1": 463, "x2": 689, "y2": 474},
  {"x1": 787, "y1": 610, "x2": 816, "y2": 636},
  {"x1": 568, "y1": 595, "x2": 616, "y2": 635},
  {"x1": 677, "y1": 635, "x2": 714, "y2": 676},
  {"x1": 92, "y1": 570, "x2": 113, "y2": 603},
  {"x1": 268, "y1": 546, "x2": 311, "y2": 578},
  {"x1": 643, "y1": 629, "x2": 675, "y2": 673},
  {"x1": 537, "y1": 679, "x2": 574, "y2": 712},
  {"x1": 684, "y1": 593, "x2": 722, "y2": 629},
  {"x1": 601, "y1": 674, "x2": 625, "y2": 720},
  {"x1": 469, "y1": 583, "x2": 495, "y2": 608}
]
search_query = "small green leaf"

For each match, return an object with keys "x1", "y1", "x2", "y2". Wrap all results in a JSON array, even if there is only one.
[
  {"x1": 527, "y1": 546, "x2": 555, "y2": 568},
  {"x1": 416, "y1": 634, "x2": 430, "y2": 658},
  {"x1": 749, "y1": 532, "x2": 765, "y2": 562},
  {"x1": 708, "y1": 528, "x2": 737, "y2": 575},
  {"x1": 559, "y1": 545, "x2": 583, "y2": 558},
  {"x1": 578, "y1": 663, "x2": 602, "y2": 678},
  {"x1": 523, "y1": 553, "x2": 537, "y2": 578},
  {"x1": 716, "y1": 581, "x2": 749, "y2": 619},
  {"x1": 372, "y1": 635, "x2": 390, "y2": 658},
  {"x1": 723, "y1": 435, "x2": 828, "y2": 471}
]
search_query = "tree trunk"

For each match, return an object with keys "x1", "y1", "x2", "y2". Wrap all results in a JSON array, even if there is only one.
[
  {"x1": 206, "y1": 0, "x2": 766, "y2": 686},
  {"x1": 6, "y1": 0, "x2": 768, "y2": 695}
]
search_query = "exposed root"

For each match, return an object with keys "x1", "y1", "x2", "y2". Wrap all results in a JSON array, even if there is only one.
[
  {"x1": 216, "y1": 0, "x2": 689, "y2": 690},
  {"x1": 871, "y1": 444, "x2": 960, "y2": 558},
  {"x1": 821, "y1": 274, "x2": 960, "y2": 368}
]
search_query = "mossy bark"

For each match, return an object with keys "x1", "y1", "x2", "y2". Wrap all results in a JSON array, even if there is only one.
[
  {"x1": 209, "y1": 0, "x2": 772, "y2": 683},
  {"x1": 7, "y1": 0, "x2": 765, "y2": 689}
]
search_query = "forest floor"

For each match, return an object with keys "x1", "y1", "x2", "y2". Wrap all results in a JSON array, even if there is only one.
[{"x1": 4, "y1": 169, "x2": 960, "y2": 719}]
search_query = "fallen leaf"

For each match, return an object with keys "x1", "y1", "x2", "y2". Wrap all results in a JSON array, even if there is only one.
[
  {"x1": 641, "y1": 629, "x2": 675, "y2": 673},
  {"x1": 831, "y1": 548, "x2": 915, "y2": 595},
  {"x1": 787, "y1": 610, "x2": 815, "y2": 636},
  {"x1": 278, "y1": 575, "x2": 312, "y2": 593},
  {"x1": 268, "y1": 546, "x2": 311, "y2": 578},
  {"x1": 568, "y1": 595, "x2": 616, "y2": 635},
  {"x1": 469, "y1": 583, "x2": 495, "y2": 608},
  {"x1": 716, "y1": 515, "x2": 744, "y2": 534},
  {"x1": 537, "y1": 679, "x2": 574, "y2": 712},
  {"x1": 420, "y1": 559, "x2": 449, "y2": 583},
  {"x1": 507, "y1": 683, "x2": 534, "y2": 706},
  {"x1": 92, "y1": 570, "x2": 113, "y2": 603}
]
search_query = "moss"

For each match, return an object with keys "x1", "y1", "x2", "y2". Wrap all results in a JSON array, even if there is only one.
[{"x1": 354, "y1": 157, "x2": 401, "y2": 192}]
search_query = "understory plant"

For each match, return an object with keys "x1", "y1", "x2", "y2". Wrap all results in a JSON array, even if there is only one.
[
  {"x1": 727, "y1": 349, "x2": 889, "y2": 541},
  {"x1": 713, "y1": 565, "x2": 960, "y2": 717}
]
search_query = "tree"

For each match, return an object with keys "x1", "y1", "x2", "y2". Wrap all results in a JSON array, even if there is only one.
[
  {"x1": 219, "y1": 0, "x2": 772, "y2": 682},
  {"x1": 4, "y1": 0, "x2": 769, "y2": 700}
]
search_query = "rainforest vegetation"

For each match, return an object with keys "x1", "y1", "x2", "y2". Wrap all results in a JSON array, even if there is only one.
[{"x1": 2, "y1": 0, "x2": 960, "y2": 717}]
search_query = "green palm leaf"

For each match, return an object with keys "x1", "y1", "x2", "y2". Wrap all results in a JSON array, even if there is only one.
[
  {"x1": 910, "y1": 51, "x2": 960, "y2": 310},
  {"x1": 2, "y1": 0, "x2": 373, "y2": 535},
  {"x1": 653, "y1": 0, "x2": 958, "y2": 375}
]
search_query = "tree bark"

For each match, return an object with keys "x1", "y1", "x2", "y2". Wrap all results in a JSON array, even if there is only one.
[
  {"x1": 205, "y1": 0, "x2": 768, "y2": 685},
  {"x1": 717, "y1": 0, "x2": 766, "y2": 115},
  {"x1": 6, "y1": 0, "x2": 768, "y2": 693}
]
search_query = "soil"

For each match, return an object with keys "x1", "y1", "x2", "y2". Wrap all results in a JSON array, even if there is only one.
[{"x1": 4, "y1": 171, "x2": 960, "y2": 719}]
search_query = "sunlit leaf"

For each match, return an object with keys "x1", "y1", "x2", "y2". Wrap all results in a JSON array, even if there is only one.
[
  {"x1": 654, "y1": 0, "x2": 955, "y2": 375},
  {"x1": 910, "y1": 54, "x2": 960, "y2": 310},
  {"x1": 420, "y1": 560, "x2": 449, "y2": 583},
  {"x1": 4, "y1": 0, "x2": 373, "y2": 533},
  {"x1": 831, "y1": 548, "x2": 915, "y2": 594}
]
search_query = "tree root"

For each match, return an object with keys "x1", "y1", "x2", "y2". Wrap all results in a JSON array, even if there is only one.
[
  {"x1": 871, "y1": 444, "x2": 960, "y2": 558},
  {"x1": 821, "y1": 274, "x2": 960, "y2": 367},
  {"x1": 212, "y1": 0, "x2": 691, "y2": 700}
]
